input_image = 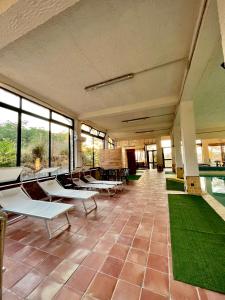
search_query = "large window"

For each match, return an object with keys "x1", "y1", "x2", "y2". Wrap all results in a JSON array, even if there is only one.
[
  {"x1": 51, "y1": 123, "x2": 69, "y2": 173},
  {"x1": 208, "y1": 144, "x2": 224, "y2": 166},
  {"x1": 161, "y1": 139, "x2": 172, "y2": 168},
  {"x1": 108, "y1": 137, "x2": 115, "y2": 149},
  {"x1": 0, "y1": 87, "x2": 74, "y2": 180},
  {"x1": 0, "y1": 107, "x2": 18, "y2": 167},
  {"x1": 196, "y1": 140, "x2": 203, "y2": 163},
  {"x1": 81, "y1": 124, "x2": 105, "y2": 167},
  {"x1": 94, "y1": 137, "x2": 104, "y2": 167},
  {"x1": 21, "y1": 114, "x2": 49, "y2": 170}
]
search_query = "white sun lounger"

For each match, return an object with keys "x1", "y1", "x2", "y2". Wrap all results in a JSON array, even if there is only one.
[
  {"x1": 38, "y1": 179, "x2": 98, "y2": 214},
  {"x1": 0, "y1": 167, "x2": 23, "y2": 183},
  {"x1": 84, "y1": 175, "x2": 123, "y2": 189},
  {"x1": 72, "y1": 178, "x2": 116, "y2": 196},
  {"x1": 0, "y1": 187, "x2": 74, "y2": 239}
]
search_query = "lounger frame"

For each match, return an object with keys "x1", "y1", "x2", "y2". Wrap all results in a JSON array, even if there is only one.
[
  {"x1": 0, "y1": 187, "x2": 73, "y2": 239},
  {"x1": 38, "y1": 179, "x2": 98, "y2": 215}
]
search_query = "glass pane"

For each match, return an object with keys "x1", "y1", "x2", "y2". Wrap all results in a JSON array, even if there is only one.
[
  {"x1": 208, "y1": 146, "x2": 222, "y2": 165},
  {"x1": 108, "y1": 143, "x2": 114, "y2": 149},
  {"x1": 90, "y1": 128, "x2": 98, "y2": 136},
  {"x1": 21, "y1": 114, "x2": 49, "y2": 171},
  {"x1": 22, "y1": 99, "x2": 49, "y2": 118},
  {"x1": 164, "y1": 160, "x2": 172, "y2": 168},
  {"x1": 81, "y1": 133, "x2": 93, "y2": 167},
  {"x1": 94, "y1": 137, "x2": 104, "y2": 167},
  {"x1": 81, "y1": 124, "x2": 91, "y2": 132},
  {"x1": 161, "y1": 139, "x2": 171, "y2": 147},
  {"x1": 51, "y1": 123, "x2": 69, "y2": 173},
  {"x1": 146, "y1": 144, "x2": 156, "y2": 151},
  {"x1": 108, "y1": 137, "x2": 113, "y2": 144},
  {"x1": 196, "y1": 145, "x2": 203, "y2": 163},
  {"x1": 163, "y1": 147, "x2": 171, "y2": 159},
  {"x1": 135, "y1": 150, "x2": 145, "y2": 162},
  {"x1": 52, "y1": 112, "x2": 72, "y2": 126},
  {"x1": 99, "y1": 132, "x2": 105, "y2": 138},
  {"x1": 0, "y1": 107, "x2": 18, "y2": 167},
  {"x1": 0, "y1": 88, "x2": 20, "y2": 108}
]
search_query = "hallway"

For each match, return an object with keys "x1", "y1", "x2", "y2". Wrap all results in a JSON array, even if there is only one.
[{"x1": 3, "y1": 171, "x2": 224, "y2": 299}]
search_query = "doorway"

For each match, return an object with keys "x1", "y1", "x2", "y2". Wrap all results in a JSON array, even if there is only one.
[
  {"x1": 126, "y1": 149, "x2": 136, "y2": 175},
  {"x1": 147, "y1": 150, "x2": 157, "y2": 169}
]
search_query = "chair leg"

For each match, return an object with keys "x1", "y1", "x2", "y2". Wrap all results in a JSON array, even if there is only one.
[
  {"x1": 45, "y1": 220, "x2": 52, "y2": 239},
  {"x1": 82, "y1": 197, "x2": 98, "y2": 215},
  {"x1": 44, "y1": 212, "x2": 71, "y2": 240}
]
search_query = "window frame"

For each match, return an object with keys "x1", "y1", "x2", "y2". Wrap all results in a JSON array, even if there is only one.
[
  {"x1": 81, "y1": 123, "x2": 106, "y2": 167},
  {"x1": 0, "y1": 87, "x2": 75, "y2": 181}
]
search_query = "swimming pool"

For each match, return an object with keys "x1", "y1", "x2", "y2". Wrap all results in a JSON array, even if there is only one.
[{"x1": 200, "y1": 176, "x2": 225, "y2": 207}]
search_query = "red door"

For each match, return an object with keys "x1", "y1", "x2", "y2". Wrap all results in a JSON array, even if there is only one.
[{"x1": 126, "y1": 149, "x2": 136, "y2": 175}]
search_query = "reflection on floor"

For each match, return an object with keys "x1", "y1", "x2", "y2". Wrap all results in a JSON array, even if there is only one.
[
  {"x1": 3, "y1": 171, "x2": 225, "y2": 299},
  {"x1": 201, "y1": 176, "x2": 225, "y2": 207}
]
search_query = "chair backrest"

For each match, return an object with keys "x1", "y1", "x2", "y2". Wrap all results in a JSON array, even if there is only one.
[
  {"x1": 84, "y1": 175, "x2": 95, "y2": 182},
  {"x1": 0, "y1": 167, "x2": 23, "y2": 183},
  {"x1": 72, "y1": 178, "x2": 86, "y2": 186},
  {"x1": 38, "y1": 179, "x2": 64, "y2": 194},
  {"x1": 0, "y1": 187, "x2": 30, "y2": 207}
]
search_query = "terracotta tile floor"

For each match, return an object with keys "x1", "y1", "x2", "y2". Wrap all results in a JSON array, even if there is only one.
[{"x1": 2, "y1": 170, "x2": 225, "y2": 299}]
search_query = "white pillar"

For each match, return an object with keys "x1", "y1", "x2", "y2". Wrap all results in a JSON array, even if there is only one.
[
  {"x1": 173, "y1": 127, "x2": 183, "y2": 167},
  {"x1": 173, "y1": 126, "x2": 183, "y2": 178},
  {"x1": 180, "y1": 101, "x2": 201, "y2": 194},
  {"x1": 202, "y1": 140, "x2": 210, "y2": 164},
  {"x1": 217, "y1": 0, "x2": 225, "y2": 64},
  {"x1": 170, "y1": 133, "x2": 176, "y2": 173},
  {"x1": 156, "y1": 137, "x2": 164, "y2": 171}
]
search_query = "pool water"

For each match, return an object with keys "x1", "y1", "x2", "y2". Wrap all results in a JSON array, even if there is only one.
[{"x1": 200, "y1": 176, "x2": 225, "y2": 207}]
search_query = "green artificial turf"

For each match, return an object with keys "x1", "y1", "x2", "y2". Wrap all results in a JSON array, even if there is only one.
[
  {"x1": 168, "y1": 194, "x2": 225, "y2": 294},
  {"x1": 127, "y1": 174, "x2": 141, "y2": 180},
  {"x1": 166, "y1": 178, "x2": 185, "y2": 191}
]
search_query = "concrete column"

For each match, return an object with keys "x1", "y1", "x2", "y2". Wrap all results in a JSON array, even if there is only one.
[
  {"x1": 202, "y1": 140, "x2": 210, "y2": 164},
  {"x1": 75, "y1": 120, "x2": 83, "y2": 168},
  {"x1": 156, "y1": 137, "x2": 164, "y2": 172},
  {"x1": 170, "y1": 133, "x2": 176, "y2": 173},
  {"x1": 173, "y1": 126, "x2": 184, "y2": 178},
  {"x1": 180, "y1": 101, "x2": 201, "y2": 195}
]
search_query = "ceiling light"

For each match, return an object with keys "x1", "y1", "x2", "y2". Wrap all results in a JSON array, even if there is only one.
[
  {"x1": 122, "y1": 117, "x2": 149, "y2": 123},
  {"x1": 85, "y1": 73, "x2": 134, "y2": 91},
  {"x1": 136, "y1": 128, "x2": 170, "y2": 134},
  {"x1": 122, "y1": 113, "x2": 174, "y2": 123}
]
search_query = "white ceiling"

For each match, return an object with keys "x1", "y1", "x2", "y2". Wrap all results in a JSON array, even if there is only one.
[{"x1": 0, "y1": 0, "x2": 219, "y2": 140}]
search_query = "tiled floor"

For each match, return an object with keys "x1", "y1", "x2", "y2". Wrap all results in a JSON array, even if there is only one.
[{"x1": 2, "y1": 170, "x2": 225, "y2": 299}]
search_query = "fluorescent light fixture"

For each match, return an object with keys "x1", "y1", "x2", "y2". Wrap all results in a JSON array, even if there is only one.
[
  {"x1": 122, "y1": 113, "x2": 173, "y2": 123},
  {"x1": 136, "y1": 128, "x2": 170, "y2": 134},
  {"x1": 85, "y1": 73, "x2": 134, "y2": 91},
  {"x1": 122, "y1": 117, "x2": 149, "y2": 123}
]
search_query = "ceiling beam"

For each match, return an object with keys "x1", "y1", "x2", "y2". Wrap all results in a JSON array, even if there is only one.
[
  {"x1": 108, "y1": 121, "x2": 172, "y2": 134},
  {"x1": 179, "y1": 0, "x2": 220, "y2": 103},
  {"x1": 0, "y1": 0, "x2": 80, "y2": 50},
  {"x1": 79, "y1": 96, "x2": 177, "y2": 120},
  {"x1": 115, "y1": 129, "x2": 170, "y2": 141}
]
